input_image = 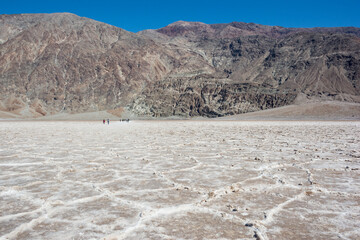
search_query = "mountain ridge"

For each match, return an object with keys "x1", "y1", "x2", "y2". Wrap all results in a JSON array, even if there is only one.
[
  {"x1": 155, "y1": 20, "x2": 360, "y2": 39},
  {"x1": 0, "y1": 13, "x2": 359, "y2": 118}
]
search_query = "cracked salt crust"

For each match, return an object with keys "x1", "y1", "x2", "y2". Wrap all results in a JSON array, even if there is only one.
[{"x1": 0, "y1": 121, "x2": 359, "y2": 239}]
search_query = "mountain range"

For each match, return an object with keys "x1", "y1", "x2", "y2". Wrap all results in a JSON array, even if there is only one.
[{"x1": 0, "y1": 13, "x2": 359, "y2": 118}]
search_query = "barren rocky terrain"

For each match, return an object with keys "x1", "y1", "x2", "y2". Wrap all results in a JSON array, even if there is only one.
[
  {"x1": 0, "y1": 121, "x2": 359, "y2": 239},
  {"x1": 0, "y1": 13, "x2": 360, "y2": 119},
  {"x1": 1, "y1": 12, "x2": 360, "y2": 240}
]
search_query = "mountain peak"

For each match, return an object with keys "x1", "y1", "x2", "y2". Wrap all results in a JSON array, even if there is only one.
[{"x1": 168, "y1": 20, "x2": 209, "y2": 27}]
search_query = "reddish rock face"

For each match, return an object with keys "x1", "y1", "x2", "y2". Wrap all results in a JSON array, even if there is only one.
[{"x1": 0, "y1": 13, "x2": 359, "y2": 118}]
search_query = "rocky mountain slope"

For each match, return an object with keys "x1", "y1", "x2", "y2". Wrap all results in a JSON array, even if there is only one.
[{"x1": 0, "y1": 13, "x2": 359, "y2": 118}]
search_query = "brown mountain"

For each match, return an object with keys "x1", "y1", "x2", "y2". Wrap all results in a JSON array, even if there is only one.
[
  {"x1": 156, "y1": 20, "x2": 360, "y2": 39},
  {"x1": 0, "y1": 13, "x2": 359, "y2": 118}
]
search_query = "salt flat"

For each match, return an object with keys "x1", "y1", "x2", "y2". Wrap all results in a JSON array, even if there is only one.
[{"x1": 0, "y1": 121, "x2": 359, "y2": 240}]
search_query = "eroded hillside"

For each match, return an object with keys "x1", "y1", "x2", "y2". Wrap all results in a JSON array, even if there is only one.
[{"x1": 0, "y1": 13, "x2": 359, "y2": 118}]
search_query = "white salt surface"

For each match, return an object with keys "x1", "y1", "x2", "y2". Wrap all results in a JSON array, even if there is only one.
[{"x1": 0, "y1": 121, "x2": 359, "y2": 240}]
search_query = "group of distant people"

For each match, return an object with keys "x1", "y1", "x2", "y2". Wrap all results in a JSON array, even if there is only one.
[{"x1": 102, "y1": 118, "x2": 130, "y2": 124}]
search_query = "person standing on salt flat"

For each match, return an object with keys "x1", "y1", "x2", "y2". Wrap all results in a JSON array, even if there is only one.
[
  {"x1": 103, "y1": 119, "x2": 105, "y2": 124},
  {"x1": 107, "y1": 119, "x2": 110, "y2": 124}
]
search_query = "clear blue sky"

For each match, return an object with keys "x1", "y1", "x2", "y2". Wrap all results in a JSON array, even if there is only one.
[{"x1": 2, "y1": 0, "x2": 360, "y2": 32}]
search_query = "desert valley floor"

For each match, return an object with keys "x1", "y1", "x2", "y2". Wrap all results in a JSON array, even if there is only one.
[{"x1": 0, "y1": 120, "x2": 359, "y2": 240}]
